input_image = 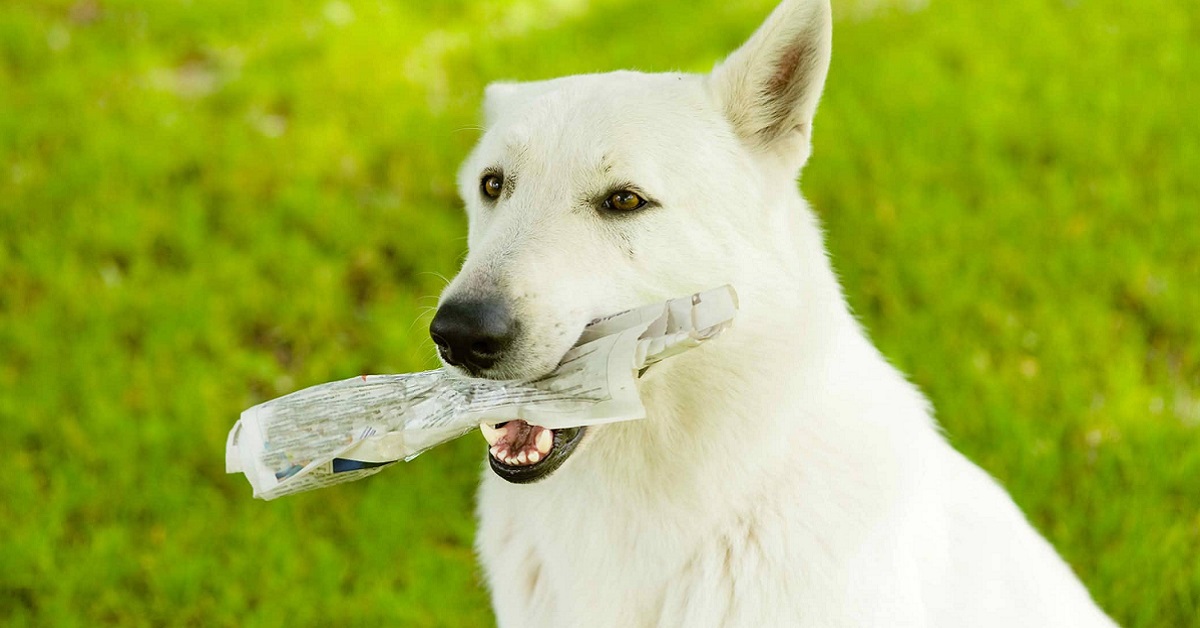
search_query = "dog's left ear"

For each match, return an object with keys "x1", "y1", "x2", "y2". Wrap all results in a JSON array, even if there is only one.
[{"x1": 710, "y1": 0, "x2": 832, "y2": 170}]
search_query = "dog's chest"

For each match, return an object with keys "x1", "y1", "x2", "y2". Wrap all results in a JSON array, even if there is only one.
[
  {"x1": 476, "y1": 472, "x2": 722, "y2": 625},
  {"x1": 475, "y1": 471, "x2": 821, "y2": 628}
]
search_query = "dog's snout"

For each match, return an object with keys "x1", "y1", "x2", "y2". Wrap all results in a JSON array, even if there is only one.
[{"x1": 430, "y1": 299, "x2": 517, "y2": 375}]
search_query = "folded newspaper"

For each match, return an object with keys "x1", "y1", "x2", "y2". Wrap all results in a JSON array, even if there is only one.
[{"x1": 226, "y1": 285, "x2": 738, "y2": 500}]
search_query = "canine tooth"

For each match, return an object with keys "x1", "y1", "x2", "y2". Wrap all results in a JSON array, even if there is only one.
[
  {"x1": 517, "y1": 451, "x2": 529, "y2": 464},
  {"x1": 480, "y1": 423, "x2": 506, "y2": 446},
  {"x1": 536, "y1": 429, "x2": 552, "y2": 454},
  {"x1": 528, "y1": 451, "x2": 541, "y2": 464}
]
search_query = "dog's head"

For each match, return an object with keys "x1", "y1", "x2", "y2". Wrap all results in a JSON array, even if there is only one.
[{"x1": 430, "y1": 0, "x2": 832, "y2": 482}]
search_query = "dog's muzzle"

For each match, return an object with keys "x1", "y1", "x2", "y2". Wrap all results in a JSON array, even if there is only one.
[{"x1": 433, "y1": 298, "x2": 588, "y2": 482}]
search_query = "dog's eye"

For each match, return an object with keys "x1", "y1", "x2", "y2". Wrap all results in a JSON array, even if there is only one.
[
  {"x1": 604, "y1": 190, "x2": 647, "y2": 212},
  {"x1": 481, "y1": 174, "x2": 503, "y2": 200}
]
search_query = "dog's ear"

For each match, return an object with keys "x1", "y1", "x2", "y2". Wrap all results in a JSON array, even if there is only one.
[
  {"x1": 710, "y1": 0, "x2": 832, "y2": 168},
  {"x1": 482, "y1": 80, "x2": 558, "y2": 127},
  {"x1": 483, "y1": 82, "x2": 523, "y2": 127}
]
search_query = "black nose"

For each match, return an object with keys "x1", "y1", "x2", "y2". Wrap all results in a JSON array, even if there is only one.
[{"x1": 429, "y1": 298, "x2": 518, "y2": 375}]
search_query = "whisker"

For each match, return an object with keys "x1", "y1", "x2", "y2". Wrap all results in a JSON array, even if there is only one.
[
  {"x1": 414, "y1": 337, "x2": 443, "y2": 368},
  {"x1": 409, "y1": 307, "x2": 438, "y2": 334},
  {"x1": 417, "y1": 271, "x2": 453, "y2": 287}
]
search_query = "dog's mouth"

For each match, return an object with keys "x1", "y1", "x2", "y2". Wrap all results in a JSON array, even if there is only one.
[{"x1": 480, "y1": 420, "x2": 587, "y2": 484}]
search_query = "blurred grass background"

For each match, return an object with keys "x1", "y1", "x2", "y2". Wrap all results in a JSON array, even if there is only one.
[{"x1": 1, "y1": 0, "x2": 1197, "y2": 625}]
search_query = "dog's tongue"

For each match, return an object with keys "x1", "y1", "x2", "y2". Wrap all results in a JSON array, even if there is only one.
[{"x1": 481, "y1": 420, "x2": 553, "y2": 466}]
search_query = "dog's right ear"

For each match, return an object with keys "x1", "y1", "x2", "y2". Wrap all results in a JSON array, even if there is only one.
[
  {"x1": 483, "y1": 82, "x2": 523, "y2": 127},
  {"x1": 482, "y1": 80, "x2": 558, "y2": 127},
  {"x1": 710, "y1": 0, "x2": 832, "y2": 169}
]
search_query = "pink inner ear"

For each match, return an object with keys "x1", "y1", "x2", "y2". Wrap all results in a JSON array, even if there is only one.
[
  {"x1": 767, "y1": 43, "x2": 808, "y2": 97},
  {"x1": 758, "y1": 39, "x2": 820, "y2": 141},
  {"x1": 771, "y1": 35, "x2": 823, "y2": 103}
]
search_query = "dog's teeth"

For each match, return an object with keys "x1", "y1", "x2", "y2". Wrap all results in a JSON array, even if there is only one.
[
  {"x1": 480, "y1": 423, "x2": 506, "y2": 446},
  {"x1": 494, "y1": 447, "x2": 508, "y2": 460},
  {"x1": 517, "y1": 451, "x2": 529, "y2": 464},
  {"x1": 536, "y1": 429, "x2": 552, "y2": 454},
  {"x1": 528, "y1": 451, "x2": 541, "y2": 464},
  {"x1": 489, "y1": 445, "x2": 502, "y2": 458},
  {"x1": 507, "y1": 456, "x2": 520, "y2": 465}
]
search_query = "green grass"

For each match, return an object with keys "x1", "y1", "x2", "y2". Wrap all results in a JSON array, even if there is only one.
[{"x1": 2, "y1": 0, "x2": 1197, "y2": 625}]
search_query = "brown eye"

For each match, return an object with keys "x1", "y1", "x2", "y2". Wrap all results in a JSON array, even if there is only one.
[
  {"x1": 605, "y1": 190, "x2": 646, "y2": 212},
  {"x1": 481, "y1": 174, "x2": 503, "y2": 199}
]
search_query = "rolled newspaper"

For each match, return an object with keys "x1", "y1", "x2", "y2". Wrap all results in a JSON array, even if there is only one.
[{"x1": 226, "y1": 285, "x2": 738, "y2": 500}]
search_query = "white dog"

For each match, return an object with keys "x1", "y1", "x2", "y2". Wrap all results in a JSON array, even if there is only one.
[{"x1": 429, "y1": 0, "x2": 1118, "y2": 625}]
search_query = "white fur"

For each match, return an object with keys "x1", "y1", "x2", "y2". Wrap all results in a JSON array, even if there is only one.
[{"x1": 438, "y1": 1, "x2": 1118, "y2": 625}]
